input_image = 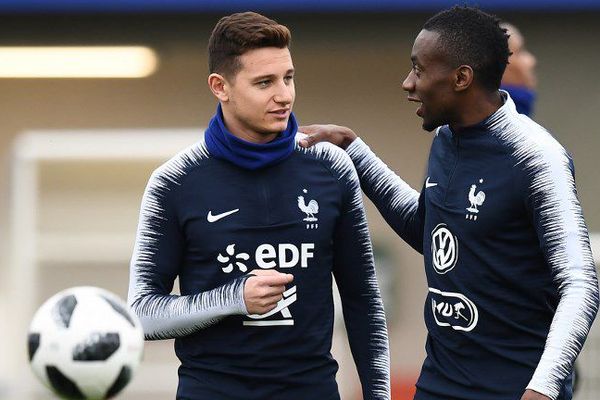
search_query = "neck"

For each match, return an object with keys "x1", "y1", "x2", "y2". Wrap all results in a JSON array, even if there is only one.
[
  {"x1": 450, "y1": 90, "x2": 503, "y2": 131},
  {"x1": 221, "y1": 106, "x2": 278, "y2": 144},
  {"x1": 204, "y1": 103, "x2": 298, "y2": 170}
]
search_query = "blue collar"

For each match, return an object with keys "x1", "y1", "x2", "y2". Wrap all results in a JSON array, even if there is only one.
[
  {"x1": 204, "y1": 104, "x2": 297, "y2": 170},
  {"x1": 500, "y1": 85, "x2": 536, "y2": 117}
]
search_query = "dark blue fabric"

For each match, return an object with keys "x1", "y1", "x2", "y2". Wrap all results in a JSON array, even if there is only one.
[
  {"x1": 145, "y1": 144, "x2": 387, "y2": 399},
  {"x1": 357, "y1": 95, "x2": 584, "y2": 399},
  {"x1": 410, "y1": 121, "x2": 562, "y2": 399},
  {"x1": 413, "y1": 373, "x2": 573, "y2": 400},
  {"x1": 501, "y1": 84, "x2": 536, "y2": 116},
  {"x1": 204, "y1": 104, "x2": 298, "y2": 170}
]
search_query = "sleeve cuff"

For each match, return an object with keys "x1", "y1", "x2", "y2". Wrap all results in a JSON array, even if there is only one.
[
  {"x1": 234, "y1": 275, "x2": 250, "y2": 315},
  {"x1": 525, "y1": 381, "x2": 559, "y2": 400}
]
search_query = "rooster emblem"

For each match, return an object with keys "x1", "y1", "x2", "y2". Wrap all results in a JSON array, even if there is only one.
[
  {"x1": 466, "y1": 179, "x2": 486, "y2": 220},
  {"x1": 298, "y1": 188, "x2": 319, "y2": 229},
  {"x1": 298, "y1": 189, "x2": 319, "y2": 229}
]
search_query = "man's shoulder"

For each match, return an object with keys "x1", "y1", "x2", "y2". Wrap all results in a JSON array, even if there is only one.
[
  {"x1": 494, "y1": 115, "x2": 569, "y2": 163},
  {"x1": 150, "y1": 140, "x2": 212, "y2": 186},
  {"x1": 294, "y1": 136, "x2": 357, "y2": 180},
  {"x1": 488, "y1": 116, "x2": 575, "y2": 191}
]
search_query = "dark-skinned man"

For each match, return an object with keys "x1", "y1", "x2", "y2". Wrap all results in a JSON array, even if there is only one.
[{"x1": 300, "y1": 6, "x2": 598, "y2": 400}]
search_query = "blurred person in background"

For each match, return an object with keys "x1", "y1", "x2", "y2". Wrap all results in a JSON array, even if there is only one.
[
  {"x1": 300, "y1": 6, "x2": 598, "y2": 400},
  {"x1": 127, "y1": 11, "x2": 390, "y2": 400},
  {"x1": 500, "y1": 22, "x2": 538, "y2": 116}
]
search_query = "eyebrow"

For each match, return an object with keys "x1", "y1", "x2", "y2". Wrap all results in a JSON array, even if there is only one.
[{"x1": 252, "y1": 69, "x2": 295, "y2": 81}]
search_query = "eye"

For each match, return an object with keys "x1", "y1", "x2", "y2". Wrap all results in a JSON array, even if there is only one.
[
  {"x1": 284, "y1": 75, "x2": 294, "y2": 84},
  {"x1": 412, "y1": 65, "x2": 421, "y2": 77},
  {"x1": 257, "y1": 80, "x2": 271, "y2": 88}
]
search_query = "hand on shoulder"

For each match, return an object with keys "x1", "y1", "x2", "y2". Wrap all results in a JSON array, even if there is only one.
[{"x1": 299, "y1": 124, "x2": 358, "y2": 150}]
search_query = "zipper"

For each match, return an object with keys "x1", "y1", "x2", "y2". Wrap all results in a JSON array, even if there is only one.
[
  {"x1": 444, "y1": 134, "x2": 460, "y2": 204},
  {"x1": 260, "y1": 174, "x2": 272, "y2": 225}
]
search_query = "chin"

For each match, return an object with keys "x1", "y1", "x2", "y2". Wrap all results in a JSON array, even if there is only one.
[
  {"x1": 422, "y1": 121, "x2": 438, "y2": 132},
  {"x1": 422, "y1": 115, "x2": 445, "y2": 132},
  {"x1": 269, "y1": 121, "x2": 290, "y2": 133}
]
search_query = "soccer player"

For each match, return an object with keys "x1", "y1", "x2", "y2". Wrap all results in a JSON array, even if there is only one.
[
  {"x1": 127, "y1": 11, "x2": 390, "y2": 400},
  {"x1": 500, "y1": 22, "x2": 538, "y2": 116},
  {"x1": 299, "y1": 6, "x2": 598, "y2": 400}
]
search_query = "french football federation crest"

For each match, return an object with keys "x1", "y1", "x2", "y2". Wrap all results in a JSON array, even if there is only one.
[
  {"x1": 466, "y1": 178, "x2": 486, "y2": 220},
  {"x1": 298, "y1": 188, "x2": 319, "y2": 230}
]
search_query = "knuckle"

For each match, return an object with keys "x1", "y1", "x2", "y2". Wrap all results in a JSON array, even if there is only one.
[{"x1": 262, "y1": 300, "x2": 273, "y2": 308}]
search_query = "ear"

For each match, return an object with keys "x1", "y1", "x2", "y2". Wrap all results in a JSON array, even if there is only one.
[
  {"x1": 454, "y1": 65, "x2": 473, "y2": 92},
  {"x1": 208, "y1": 73, "x2": 229, "y2": 102}
]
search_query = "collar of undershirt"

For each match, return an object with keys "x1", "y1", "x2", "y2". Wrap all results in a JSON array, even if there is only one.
[
  {"x1": 204, "y1": 104, "x2": 298, "y2": 170},
  {"x1": 450, "y1": 90, "x2": 516, "y2": 138}
]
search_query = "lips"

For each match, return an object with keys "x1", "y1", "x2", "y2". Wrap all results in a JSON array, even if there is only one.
[
  {"x1": 407, "y1": 97, "x2": 424, "y2": 117},
  {"x1": 269, "y1": 108, "x2": 290, "y2": 117},
  {"x1": 416, "y1": 104, "x2": 424, "y2": 117}
]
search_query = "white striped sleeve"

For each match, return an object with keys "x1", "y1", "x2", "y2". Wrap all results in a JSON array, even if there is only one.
[
  {"x1": 127, "y1": 146, "x2": 249, "y2": 340},
  {"x1": 299, "y1": 141, "x2": 391, "y2": 399},
  {"x1": 522, "y1": 146, "x2": 599, "y2": 399},
  {"x1": 346, "y1": 138, "x2": 424, "y2": 253}
]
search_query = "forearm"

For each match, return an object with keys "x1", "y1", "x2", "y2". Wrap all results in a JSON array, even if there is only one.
[
  {"x1": 527, "y1": 268, "x2": 599, "y2": 399},
  {"x1": 346, "y1": 138, "x2": 422, "y2": 251},
  {"x1": 342, "y1": 292, "x2": 391, "y2": 400},
  {"x1": 130, "y1": 276, "x2": 249, "y2": 340},
  {"x1": 333, "y1": 163, "x2": 391, "y2": 399},
  {"x1": 523, "y1": 151, "x2": 600, "y2": 399}
]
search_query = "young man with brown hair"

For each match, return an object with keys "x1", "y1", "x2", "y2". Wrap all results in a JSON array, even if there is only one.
[{"x1": 128, "y1": 12, "x2": 390, "y2": 400}]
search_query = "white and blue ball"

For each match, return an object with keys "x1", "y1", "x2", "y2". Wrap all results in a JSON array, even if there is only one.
[{"x1": 28, "y1": 286, "x2": 144, "y2": 399}]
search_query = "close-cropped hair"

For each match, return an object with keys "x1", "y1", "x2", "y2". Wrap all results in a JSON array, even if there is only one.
[
  {"x1": 423, "y1": 6, "x2": 510, "y2": 91},
  {"x1": 208, "y1": 11, "x2": 291, "y2": 79}
]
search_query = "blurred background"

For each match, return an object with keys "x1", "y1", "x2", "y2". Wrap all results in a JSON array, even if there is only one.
[{"x1": 1, "y1": 0, "x2": 599, "y2": 399}]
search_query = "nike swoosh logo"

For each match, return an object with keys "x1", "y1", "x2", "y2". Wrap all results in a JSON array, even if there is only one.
[
  {"x1": 207, "y1": 208, "x2": 239, "y2": 223},
  {"x1": 425, "y1": 177, "x2": 438, "y2": 188}
]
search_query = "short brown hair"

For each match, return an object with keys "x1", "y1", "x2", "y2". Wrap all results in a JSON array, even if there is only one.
[{"x1": 208, "y1": 12, "x2": 291, "y2": 78}]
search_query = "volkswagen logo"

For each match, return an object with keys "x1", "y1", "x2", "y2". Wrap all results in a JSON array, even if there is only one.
[{"x1": 431, "y1": 223, "x2": 458, "y2": 274}]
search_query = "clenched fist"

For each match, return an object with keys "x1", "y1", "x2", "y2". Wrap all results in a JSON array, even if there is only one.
[{"x1": 243, "y1": 270, "x2": 294, "y2": 315}]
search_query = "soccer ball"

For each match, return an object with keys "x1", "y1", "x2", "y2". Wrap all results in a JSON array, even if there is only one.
[{"x1": 28, "y1": 286, "x2": 145, "y2": 399}]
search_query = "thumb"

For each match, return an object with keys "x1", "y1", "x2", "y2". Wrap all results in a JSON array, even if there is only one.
[
  {"x1": 263, "y1": 273, "x2": 294, "y2": 286},
  {"x1": 298, "y1": 135, "x2": 314, "y2": 148},
  {"x1": 298, "y1": 126, "x2": 319, "y2": 148}
]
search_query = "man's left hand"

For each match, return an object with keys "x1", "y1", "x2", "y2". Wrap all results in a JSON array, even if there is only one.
[{"x1": 521, "y1": 389, "x2": 551, "y2": 400}]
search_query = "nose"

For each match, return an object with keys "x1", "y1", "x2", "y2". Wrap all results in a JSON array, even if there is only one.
[
  {"x1": 402, "y1": 70, "x2": 415, "y2": 92},
  {"x1": 528, "y1": 51, "x2": 537, "y2": 68},
  {"x1": 274, "y1": 80, "x2": 294, "y2": 105}
]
